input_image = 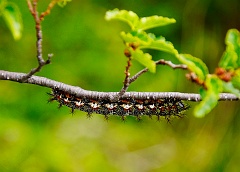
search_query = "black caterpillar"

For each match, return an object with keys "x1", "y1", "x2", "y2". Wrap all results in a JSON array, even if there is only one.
[{"x1": 49, "y1": 89, "x2": 189, "y2": 121}]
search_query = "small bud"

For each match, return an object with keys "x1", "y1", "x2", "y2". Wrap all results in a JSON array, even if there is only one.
[
  {"x1": 219, "y1": 72, "x2": 232, "y2": 82},
  {"x1": 129, "y1": 42, "x2": 139, "y2": 50},
  {"x1": 215, "y1": 67, "x2": 226, "y2": 75},
  {"x1": 215, "y1": 67, "x2": 234, "y2": 82},
  {"x1": 124, "y1": 48, "x2": 131, "y2": 57}
]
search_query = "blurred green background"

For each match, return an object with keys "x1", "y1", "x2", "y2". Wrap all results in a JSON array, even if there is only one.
[{"x1": 0, "y1": 0, "x2": 240, "y2": 171}]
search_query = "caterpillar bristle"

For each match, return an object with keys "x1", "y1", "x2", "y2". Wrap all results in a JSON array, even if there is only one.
[
  {"x1": 136, "y1": 115, "x2": 142, "y2": 122},
  {"x1": 104, "y1": 114, "x2": 109, "y2": 121},
  {"x1": 48, "y1": 98, "x2": 55, "y2": 103},
  {"x1": 49, "y1": 89, "x2": 189, "y2": 121},
  {"x1": 47, "y1": 92, "x2": 56, "y2": 103},
  {"x1": 58, "y1": 103, "x2": 63, "y2": 109},
  {"x1": 121, "y1": 115, "x2": 127, "y2": 122},
  {"x1": 147, "y1": 114, "x2": 153, "y2": 120},
  {"x1": 70, "y1": 108, "x2": 75, "y2": 115},
  {"x1": 86, "y1": 113, "x2": 93, "y2": 119},
  {"x1": 165, "y1": 116, "x2": 171, "y2": 122}
]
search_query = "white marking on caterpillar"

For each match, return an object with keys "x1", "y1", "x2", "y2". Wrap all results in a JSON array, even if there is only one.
[{"x1": 49, "y1": 89, "x2": 189, "y2": 120}]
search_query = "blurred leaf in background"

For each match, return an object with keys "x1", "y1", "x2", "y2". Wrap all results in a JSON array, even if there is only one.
[
  {"x1": 0, "y1": 0, "x2": 22, "y2": 40},
  {"x1": 0, "y1": 0, "x2": 240, "y2": 171}
]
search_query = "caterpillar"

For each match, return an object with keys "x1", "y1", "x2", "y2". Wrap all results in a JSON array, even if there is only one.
[{"x1": 49, "y1": 89, "x2": 189, "y2": 121}]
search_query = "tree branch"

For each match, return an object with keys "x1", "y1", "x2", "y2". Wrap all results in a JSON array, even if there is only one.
[
  {"x1": 1, "y1": 70, "x2": 238, "y2": 102},
  {"x1": 22, "y1": 0, "x2": 54, "y2": 82},
  {"x1": 118, "y1": 56, "x2": 132, "y2": 99},
  {"x1": 114, "y1": 59, "x2": 188, "y2": 101}
]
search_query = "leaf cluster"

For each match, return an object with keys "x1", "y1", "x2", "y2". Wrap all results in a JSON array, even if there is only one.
[
  {"x1": 106, "y1": 9, "x2": 240, "y2": 117},
  {"x1": 106, "y1": 9, "x2": 177, "y2": 73}
]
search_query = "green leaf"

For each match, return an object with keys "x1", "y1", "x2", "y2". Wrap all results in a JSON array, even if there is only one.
[
  {"x1": 121, "y1": 31, "x2": 149, "y2": 45},
  {"x1": 105, "y1": 9, "x2": 139, "y2": 30},
  {"x1": 129, "y1": 48, "x2": 156, "y2": 73},
  {"x1": 57, "y1": 0, "x2": 72, "y2": 7},
  {"x1": 141, "y1": 36, "x2": 178, "y2": 55},
  {"x1": 106, "y1": 9, "x2": 176, "y2": 31},
  {"x1": 178, "y1": 54, "x2": 209, "y2": 81},
  {"x1": 2, "y1": 2, "x2": 22, "y2": 40},
  {"x1": 199, "y1": 87, "x2": 207, "y2": 98},
  {"x1": 222, "y1": 82, "x2": 240, "y2": 97},
  {"x1": 194, "y1": 75, "x2": 222, "y2": 118},
  {"x1": 121, "y1": 31, "x2": 178, "y2": 55},
  {"x1": 232, "y1": 76, "x2": 240, "y2": 90},
  {"x1": 219, "y1": 49, "x2": 238, "y2": 69},
  {"x1": 227, "y1": 29, "x2": 240, "y2": 63},
  {"x1": 219, "y1": 29, "x2": 240, "y2": 69},
  {"x1": 231, "y1": 69, "x2": 240, "y2": 90},
  {"x1": 135, "y1": 15, "x2": 176, "y2": 31}
]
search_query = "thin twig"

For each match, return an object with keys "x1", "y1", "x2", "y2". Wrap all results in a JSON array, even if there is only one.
[
  {"x1": 156, "y1": 59, "x2": 188, "y2": 69},
  {"x1": 118, "y1": 57, "x2": 132, "y2": 98},
  {"x1": 186, "y1": 72, "x2": 205, "y2": 87},
  {"x1": 116, "y1": 59, "x2": 188, "y2": 101},
  {"x1": 22, "y1": 0, "x2": 55, "y2": 82},
  {"x1": 27, "y1": 0, "x2": 34, "y2": 15},
  {"x1": 129, "y1": 59, "x2": 188, "y2": 84},
  {"x1": 40, "y1": 0, "x2": 58, "y2": 21},
  {"x1": 0, "y1": 70, "x2": 239, "y2": 102}
]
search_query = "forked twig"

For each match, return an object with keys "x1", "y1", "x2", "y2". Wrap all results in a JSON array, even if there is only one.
[
  {"x1": 40, "y1": 0, "x2": 58, "y2": 21},
  {"x1": 116, "y1": 59, "x2": 188, "y2": 100},
  {"x1": 118, "y1": 57, "x2": 132, "y2": 98},
  {"x1": 22, "y1": 0, "x2": 56, "y2": 82}
]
